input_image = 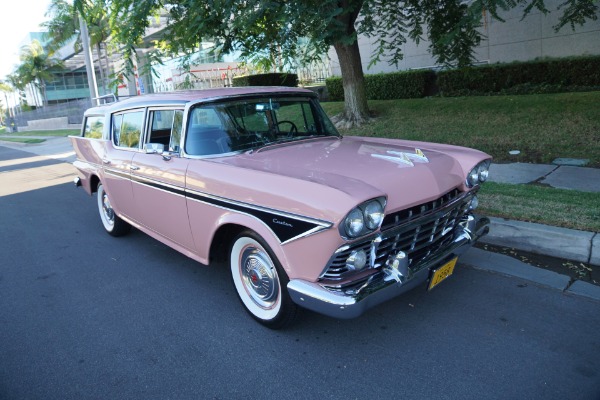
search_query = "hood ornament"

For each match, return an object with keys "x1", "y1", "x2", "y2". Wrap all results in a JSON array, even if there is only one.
[{"x1": 371, "y1": 149, "x2": 429, "y2": 167}]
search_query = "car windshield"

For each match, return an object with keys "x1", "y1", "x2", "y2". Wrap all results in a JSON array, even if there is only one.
[{"x1": 185, "y1": 96, "x2": 340, "y2": 156}]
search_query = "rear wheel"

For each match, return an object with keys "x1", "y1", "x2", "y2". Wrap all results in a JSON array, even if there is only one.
[
  {"x1": 97, "y1": 183, "x2": 131, "y2": 237},
  {"x1": 230, "y1": 231, "x2": 298, "y2": 329}
]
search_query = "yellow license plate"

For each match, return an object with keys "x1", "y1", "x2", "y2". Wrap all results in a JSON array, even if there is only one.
[{"x1": 428, "y1": 257, "x2": 458, "y2": 290}]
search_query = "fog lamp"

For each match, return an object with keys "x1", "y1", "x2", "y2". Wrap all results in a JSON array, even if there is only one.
[{"x1": 346, "y1": 250, "x2": 367, "y2": 271}]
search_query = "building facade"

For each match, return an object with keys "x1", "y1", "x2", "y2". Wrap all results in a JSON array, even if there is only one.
[{"x1": 328, "y1": 1, "x2": 600, "y2": 75}]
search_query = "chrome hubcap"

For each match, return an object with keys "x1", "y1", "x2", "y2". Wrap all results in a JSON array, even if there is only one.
[
  {"x1": 240, "y1": 246, "x2": 279, "y2": 309},
  {"x1": 101, "y1": 191, "x2": 114, "y2": 225}
]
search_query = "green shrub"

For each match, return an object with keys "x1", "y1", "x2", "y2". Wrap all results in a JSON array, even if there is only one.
[
  {"x1": 326, "y1": 70, "x2": 436, "y2": 101},
  {"x1": 232, "y1": 73, "x2": 298, "y2": 87},
  {"x1": 437, "y1": 56, "x2": 600, "y2": 96},
  {"x1": 325, "y1": 77, "x2": 344, "y2": 101}
]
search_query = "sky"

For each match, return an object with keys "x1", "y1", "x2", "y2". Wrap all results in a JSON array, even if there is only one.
[{"x1": 0, "y1": 0, "x2": 52, "y2": 81}]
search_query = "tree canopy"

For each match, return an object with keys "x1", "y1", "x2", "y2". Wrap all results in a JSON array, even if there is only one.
[
  {"x1": 15, "y1": 40, "x2": 64, "y2": 106},
  {"x1": 84, "y1": 0, "x2": 600, "y2": 126}
]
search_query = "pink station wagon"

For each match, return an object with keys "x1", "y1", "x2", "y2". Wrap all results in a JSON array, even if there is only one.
[{"x1": 71, "y1": 87, "x2": 491, "y2": 328}]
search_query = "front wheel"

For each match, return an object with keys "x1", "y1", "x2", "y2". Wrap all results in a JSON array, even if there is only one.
[
  {"x1": 230, "y1": 231, "x2": 298, "y2": 329},
  {"x1": 97, "y1": 183, "x2": 131, "y2": 237}
]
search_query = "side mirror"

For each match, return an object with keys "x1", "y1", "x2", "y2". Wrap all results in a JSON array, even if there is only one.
[{"x1": 144, "y1": 143, "x2": 165, "y2": 154}]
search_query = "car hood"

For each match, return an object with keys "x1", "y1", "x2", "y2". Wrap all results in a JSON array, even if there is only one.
[{"x1": 213, "y1": 136, "x2": 490, "y2": 213}]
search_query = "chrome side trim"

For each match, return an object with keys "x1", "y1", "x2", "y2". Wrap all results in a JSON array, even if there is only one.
[{"x1": 130, "y1": 174, "x2": 186, "y2": 198}]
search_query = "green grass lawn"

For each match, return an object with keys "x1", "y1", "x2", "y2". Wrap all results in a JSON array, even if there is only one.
[
  {"x1": 321, "y1": 91, "x2": 600, "y2": 167},
  {"x1": 0, "y1": 137, "x2": 46, "y2": 144},
  {"x1": 322, "y1": 91, "x2": 600, "y2": 232},
  {"x1": 0, "y1": 128, "x2": 79, "y2": 137},
  {"x1": 478, "y1": 182, "x2": 600, "y2": 232}
]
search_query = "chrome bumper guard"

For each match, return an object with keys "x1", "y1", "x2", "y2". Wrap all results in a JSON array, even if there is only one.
[{"x1": 287, "y1": 215, "x2": 490, "y2": 319}]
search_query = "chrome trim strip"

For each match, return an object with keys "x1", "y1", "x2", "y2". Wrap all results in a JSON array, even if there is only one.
[
  {"x1": 104, "y1": 167, "x2": 130, "y2": 180},
  {"x1": 130, "y1": 174, "x2": 186, "y2": 198}
]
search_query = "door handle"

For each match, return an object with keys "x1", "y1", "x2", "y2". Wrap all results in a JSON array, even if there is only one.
[
  {"x1": 130, "y1": 165, "x2": 140, "y2": 171},
  {"x1": 102, "y1": 158, "x2": 111, "y2": 165}
]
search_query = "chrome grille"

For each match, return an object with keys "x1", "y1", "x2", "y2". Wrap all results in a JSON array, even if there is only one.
[
  {"x1": 320, "y1": 189, "x2": 473, "y2": 283},
  {"x1": 381, "y1": 189, "x2": 460, "y2": 231}
]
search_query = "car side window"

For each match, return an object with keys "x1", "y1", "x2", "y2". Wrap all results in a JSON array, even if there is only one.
[
  {"x1": 82, "y1": 115, "x2": 104, "y2": 139},
  {"x1": 147, "y1": 109, "x2": 184, "y2": 152},
  {"x1": 113, "y1": 111, "x2": 144, "y2": 149},
  {"x1": 186, "y1": 107, "x2": 235, "y2": 156}
]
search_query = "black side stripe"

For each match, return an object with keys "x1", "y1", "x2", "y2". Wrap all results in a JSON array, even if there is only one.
[
  {"x1": 123, "y1": 172, "x2": 331, "y2": 243},
  {"x1": 186, "y1": 190, "x2": 330, "y2": 243}
]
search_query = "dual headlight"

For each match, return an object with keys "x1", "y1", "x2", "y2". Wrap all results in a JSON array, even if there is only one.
[
  {"x1": 342, "y1": 197, "x2": 386, "y2": 239},
  {"x1": 466, "y1": 160, "x2": 491, "y2": 188}
]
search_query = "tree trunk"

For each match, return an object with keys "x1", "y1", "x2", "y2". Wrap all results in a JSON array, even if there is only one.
[
  {"x1": 102, "y1": 42, "x2": 114, "y2": 93},
  {"x1": 96, "y1": 43, "x2": 107, "y2": 94},
  {"x1": 332, "y1": 40, "x2": 370, "y2": 129},
  {"x1": 41, "y1": 81, "x2": 48, "y2": 107},
  {"x1": 329, "y1": 0, "x2": 370, "y2": 129}
]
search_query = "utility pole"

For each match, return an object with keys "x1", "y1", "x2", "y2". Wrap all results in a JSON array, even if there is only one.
[{"x1": 79, "y1": 15, "x2": 99, "y2": 105}]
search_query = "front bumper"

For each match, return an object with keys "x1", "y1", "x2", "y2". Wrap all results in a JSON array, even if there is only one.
[{"x1": 287, "y1": 215, "x2": 490, "y2": 319}]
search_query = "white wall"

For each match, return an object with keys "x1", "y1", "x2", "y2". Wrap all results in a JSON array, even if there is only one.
[{"x1": 328, "y1": 1, "x2": 600, "y2": 75}]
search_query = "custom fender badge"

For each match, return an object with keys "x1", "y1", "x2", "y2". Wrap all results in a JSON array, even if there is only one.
[{"x1": 371, "y1": 149, "x2": 429, "y2": 166}]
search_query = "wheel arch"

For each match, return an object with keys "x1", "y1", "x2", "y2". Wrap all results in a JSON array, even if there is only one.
[
  {"x1": 90, "y1": 174, "x2": 100, "y2": 194},
  {"x1": 206, "y1": 216, "x2": 288, "y2": 272},
  {"x1": 209, "y1": 223, "x2": 246, "y2": 265}
]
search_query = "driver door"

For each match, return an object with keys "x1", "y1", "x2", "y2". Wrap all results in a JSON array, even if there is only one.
[{"x1": 130, "y1": 108, "x2": 195, "y2": 252}]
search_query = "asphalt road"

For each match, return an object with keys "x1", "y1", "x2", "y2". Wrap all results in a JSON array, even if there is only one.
[{"x1": 1, "y1": 146, "x2": 599, "y2": 400}]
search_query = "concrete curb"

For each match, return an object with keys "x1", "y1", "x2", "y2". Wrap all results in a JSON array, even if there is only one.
[
  {"x1": 480, "y1": 217, "x2": 599, "y2": 266},
  {"x1": 461, "y1": 248, "x2": 600, "y2": 302}
]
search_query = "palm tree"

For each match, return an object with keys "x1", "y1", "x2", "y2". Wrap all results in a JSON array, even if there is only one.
[
  {"x1": 16, "y1": 40, "x2": 64, "y2": 107},
  {"x1": 0, "y1": 81, "x2": 10, "y2": 126},
  {"x1": 43, "y1": 0, "x2": 112, "y2": 94}
]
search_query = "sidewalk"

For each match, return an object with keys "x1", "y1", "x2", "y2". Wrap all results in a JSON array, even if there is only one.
[
  {"x1": 1, "y1": 138, "x2": 598, "y2": 300},
  {"x1": 485, "y1": 162, "x2": 600, "y2": 267},
  {"x1": 467, "y1": 162, "x2": 600, "y2": 301},
  {"x1": 0, "y1": 136, "x2": 76, "y2": 163}
]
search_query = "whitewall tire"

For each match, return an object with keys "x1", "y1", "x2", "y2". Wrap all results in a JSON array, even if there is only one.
[
  {"x1": 97, "y1": 183, "x2": 131, "y2": 237},
  {"x1": 230, "y1": 231, "x2": 297, "y2": 329}
]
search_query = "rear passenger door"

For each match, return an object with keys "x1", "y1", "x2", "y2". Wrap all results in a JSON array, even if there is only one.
[
  {"x1": 103, "y1": 108, "x2": 145, "y2": 220},
  {"x1": 130, "y1": 108, "x2": 195, "y2": 252}
]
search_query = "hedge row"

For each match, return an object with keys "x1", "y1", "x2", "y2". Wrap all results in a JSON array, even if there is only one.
[
  {"x1": 325, "y1": 55, "x2": 600, "y2": 100},
  {"x1": 326, "y1": 70, "x2": 436, "y2": 101},
  {"x1": 232, "y1": 73, "x2": 298, "y2": 87},
  {"x1": 437, "y1": 56, "x2": 600, "y2": 96}
]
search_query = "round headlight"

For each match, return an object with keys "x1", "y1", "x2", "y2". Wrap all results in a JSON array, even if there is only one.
[
  {"x1": 478, "y1": 164, "x2": 489, "y2": 182},
  {"x1": 345, "y1": 208, "x2": 364, "y2": 237},
  {"x1": 467, "y1": 167, "x2": 479, "y2": 187},
  {"x1": 364, "y1": 200, "x2": 384, "y2": 230}
]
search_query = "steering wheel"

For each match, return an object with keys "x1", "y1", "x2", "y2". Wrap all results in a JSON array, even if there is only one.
[{"x1": 276, "y1": 120, "x2": 298, "y2": 137}]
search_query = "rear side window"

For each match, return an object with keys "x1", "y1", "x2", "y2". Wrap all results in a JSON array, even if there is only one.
[
  {"x1": 147, "y1": 109, "x2": 184, "y2": 152},
  {"x1": 82, "y1": 116, "x2": 104, "y2": 139},
  {"x1": 112, "y1": 110, "x2": 144, "y2": 149}
]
